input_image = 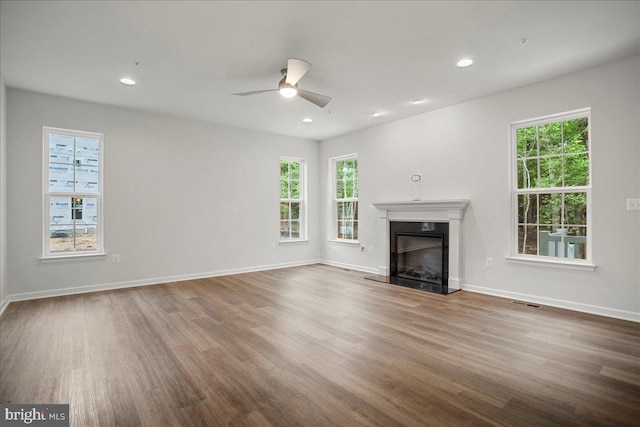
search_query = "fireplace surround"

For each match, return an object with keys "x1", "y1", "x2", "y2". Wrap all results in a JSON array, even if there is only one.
[{"x1": 371, "y1": 200, "x2": 469, "y2": 294}]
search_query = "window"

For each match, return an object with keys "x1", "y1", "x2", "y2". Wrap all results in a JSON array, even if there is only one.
[
  {"x1": 44, "y1": 127, "x2": 103, "y2": 257},
  {"x1": 332, "y1": 154, "x2": 358, "y2": 241},
  {"x1": 512, "y1": 109, "x2": 591, "y2": 263},
  {"x1": 280, "y1": 157, "x2": 306, "y2": 241}
]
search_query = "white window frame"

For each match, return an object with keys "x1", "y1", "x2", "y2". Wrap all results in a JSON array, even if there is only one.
[
  {"x1": 329, "y1": 153, "x2": 359, "y2": 243},
  {"x1": 280, "y1": 156, "x2": 307, "y2": 242},
  {"x1": 507, "y1": 108, "x2": 595, "y2": 271},
  {"x1": 42, "y1": 126, "x2": 105, "y2": 259}
]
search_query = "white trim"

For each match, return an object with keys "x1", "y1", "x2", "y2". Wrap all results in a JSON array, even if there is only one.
[
  {"x1": 505, "y1": 255, "x2": 596, "y2": 271},
  {"x1": 0, "y1": 296, "x2": 9, "y2": 316},
  {"x1": 327, "y1": 238, "x2": 360, "y2": 246},
  {"x1": 279, "y1": 239, "x2": 309, "y2": 245},
  {"x1": 461, "y1": 283, "x2": 639, "y2": 323},
  {"x1": 319, "y1": 259, "x2": 379, "y2": 275},
  {"x1": 0, "y1": 259, "x2": 321, "y2": 311},
  {"x1": 39, "y1": 252, "x2": 107, "y2": 262}
]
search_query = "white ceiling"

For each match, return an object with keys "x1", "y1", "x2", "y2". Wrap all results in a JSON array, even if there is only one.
[{"x1": 1, "y1": 1, "x2": 639, "y2": 141}]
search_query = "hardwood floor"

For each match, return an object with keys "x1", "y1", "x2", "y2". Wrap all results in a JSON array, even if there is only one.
[{"x1": 1, "y1": 264, "x2": 639, "y2": 426}]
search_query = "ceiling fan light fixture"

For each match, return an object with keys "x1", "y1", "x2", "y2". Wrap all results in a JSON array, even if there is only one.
[{"x1": 279, "y1": 80, "x2": 297, "y2": 98}]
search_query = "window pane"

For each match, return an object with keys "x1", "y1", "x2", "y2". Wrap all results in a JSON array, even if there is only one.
[
  {"x1": 516, "y1": 126, "x2": 537, "y2": 158},
  {"x1": 337, "y1": 221, "x2": 354, "y2": 239},
  {"x1": 76, "y1": 197, "x2": 98, "y2": 225},
  {"x1": 564, "y1": 192, "x2": 587, "y2": 226},
  {"x1": 337, "y1": 201, "x2": 356, "y2": 220},
  {"x1": 75, "y1": 137, "x2": 100, "y2": 167},
  {"x1": 290, "y1": 202, "x2": 300, "y2": 220},
  {"x1": 290, "y1": 161, "x2": 300, "y2": 180},
  {"x1": 49, "y1": 164, "x2": 75, "y2": 193},
  {"x1": 539, "y1": 193, "x2": 562, "y2": 225},
  {"x1": 539, "y1": 156, "x2": 563, "y2": 187},
  {"x1": 518, "y1": 224, "x2": 538, "y2": 255},
  {"x1": 290, "y1": 221, "x2": 300, "y2": 239},
  {"x1": 565, "y1": 226, "x2": 587, "y2": 259},
  {"x1": 517, "y1": 158, "x2": 537, "y2": 189},
  {"x1": 564, "y1": 153, "x2": 589, "y2": 187},
  {"x1": 75, "y1": 166, "x2": 99, "y2": 193},
  {"x1": 539, "y1": 122, "x2": 562, "y2": 156},
  {"x1": 50, "y1": 197, "x2": 72, "y2": 225},
  {"x1": 280, "y1": 202, "x2": 289, "y2": 220},
  {"x1": 563, "y1": 118, "x2": 588, "y2": 153},
  {"x1": 280, "y1": 161, "x2": 288, "y2": 180},
  {"x1": 49, "y1": 134, "x2": 74, "y2": 165},
  {"x1": 336, "y1": 179, "x2": 345, "y2": 199},
  {"x1": 75, "y1": 225, "x2": 97, "y2": 250},
  {"x1": 518, "y1": 194, "x2": 538, "y2": 224},
  {"x1": 280, "y1": 220, "x2": 290, "y2": 239},
  {"x1": 50, "y1": 225, "x2": 73, "y2": 252},
  {"x1": 353, "y1": 221, "x2": 358, "y2": 240},
  {"x1": 280, "y1": 180, "x2": 289, "y2": 199},
  {"x1": 538, "y1": 225, "x2": 560, "y2": 257},
  {"x1": 290, "y1": 181, "x2": 300, "y2": 199},
  {"x1": 336, "y1": 160, "x2": 345, "y2": 180},
  {"x1": 344, "y1": 179, "x2": 354, "y2": 198},
  {"x1": 352, "y1": 178, "x2": 359, "y2": 198}
]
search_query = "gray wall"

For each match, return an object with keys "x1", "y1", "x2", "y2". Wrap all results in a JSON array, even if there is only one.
[
  {"x1": 320, "y1": 56, "x2": 640, "y2": 319},
  {"x1": 6, "y1": 90, "x2": 320, "y2": 297}
]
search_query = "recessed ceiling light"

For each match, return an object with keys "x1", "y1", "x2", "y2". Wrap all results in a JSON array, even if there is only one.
[
  {"x1": 302, "y1": 118, "x2": 313, "y2": 123},
  {"x1": 372, "y1": 112, "x2": 382, "y2": 118},
  {"x1": 456, "y1": 59, "x2": 474, "y2": 68},
  {"x1": 119, "y1": 77, "x2": 136, "y2": 86},
  {"x1": 411, "y1": 98, "x2": 425, "y2": 105}
]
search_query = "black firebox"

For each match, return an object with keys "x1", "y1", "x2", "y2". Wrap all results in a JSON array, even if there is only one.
[{"x1": 389, "y1": 221, "x2": 452, "y2": 294}]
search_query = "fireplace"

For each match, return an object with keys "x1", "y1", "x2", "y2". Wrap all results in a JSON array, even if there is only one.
[
  {"x1": 370, "y1": 199, "x2": 469, "y2": 295},
  {"x1": 390, "y1": 221, "x2": 450, "y2": 294}
]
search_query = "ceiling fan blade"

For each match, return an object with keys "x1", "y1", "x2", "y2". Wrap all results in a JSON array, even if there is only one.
[
  {"x1": 232, "y1": 89, "x2": 278, "y2": 96},
  {"x1": 285, "y1": 59, "x2": 311, "y2": 86},
  {"x1": 297, "y1": 89, "x2": 332, "y2": 108}
]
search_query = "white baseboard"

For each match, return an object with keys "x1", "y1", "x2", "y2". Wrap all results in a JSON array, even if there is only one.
[
  {"x1": 461, "y1": 283, "x2": 640, "y2": 323},
  {"x1": 0, "y1": 259, "x2": 321, "y2": 313},
  {"x1": 0, "y1": 296, "x2": 8, "y2": 316},
  {"x1": 319, "y1": 260, "x2": 379, "y2": 275}
]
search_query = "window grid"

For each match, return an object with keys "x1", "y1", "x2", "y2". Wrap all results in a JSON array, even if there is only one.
[
  {"x1": 44, "y1": 127, "x2": 103, "y2": 257},
  {"x1": 332, "y1": 155, "x2": 358, "y2": 241},
  {"x1": 280, "y1": 158, "x2": 305, "y2": 241},
  {"x1": 513, "y1": 109, "x2": 590, "y2": 261}
]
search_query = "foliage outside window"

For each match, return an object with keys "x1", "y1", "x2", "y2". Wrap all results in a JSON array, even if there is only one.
[
  {"x1": 332, "y1": 154, "x2": 358, "y2": 241},
  {"x1": 280, "y1": 158, "x2": 305, "y2": 240},
  {"x1": 44, "y1": 127, "x2": 103, "y2": 257},
  {"x1": 513, "y1": 109, "x2": 590, "y2": 261}
]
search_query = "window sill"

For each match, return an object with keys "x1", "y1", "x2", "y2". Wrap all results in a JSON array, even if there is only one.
[
  {"x1": 505, "y1": 255, "x2": 596, "y2": 272},
  {"x1": 40, "y1": 252, "x2": 107, "y2": 263},
  {"x1": 279, "y1": 239, "x2": 309, "y2": 245},
  {"x1": 327, "y1": 239, "x2": 360, "y2": 246}
]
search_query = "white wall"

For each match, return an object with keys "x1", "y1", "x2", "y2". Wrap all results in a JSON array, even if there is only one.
[
  {"x1": 320, "y1": 56, "x2": 640, "y2": 320},
  {"x1": 0, "y1": 76, "x2": 7, "y2": 311},
  {"x1": 6, "y1": 90, "x2": 320, "y2": 299}
]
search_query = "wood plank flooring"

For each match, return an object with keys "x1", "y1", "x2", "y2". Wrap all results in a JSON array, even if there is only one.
[{"x1": 1, "y1": 264, "x2": 639, "y2": 426}]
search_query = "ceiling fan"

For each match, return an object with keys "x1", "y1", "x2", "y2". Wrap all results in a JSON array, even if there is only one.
[{"x1": 233, "y1": 59, "x2": 332, "y2": 108}]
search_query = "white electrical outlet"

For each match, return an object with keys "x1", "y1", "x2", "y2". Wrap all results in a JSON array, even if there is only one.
[
  {"x1": 627, "y1": 198, "x2": 640, "y2": 211},
  {"x1": 112, "y1": 254, "x2": 120, "y2": 263},
  {"x1": 486, "y1": 257, "x2": 493, "y2": 267}
]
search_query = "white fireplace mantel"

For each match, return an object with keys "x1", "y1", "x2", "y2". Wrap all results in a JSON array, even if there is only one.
[{"x1": 372, "y1": 199, "x2": 470, "y2": 291}]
